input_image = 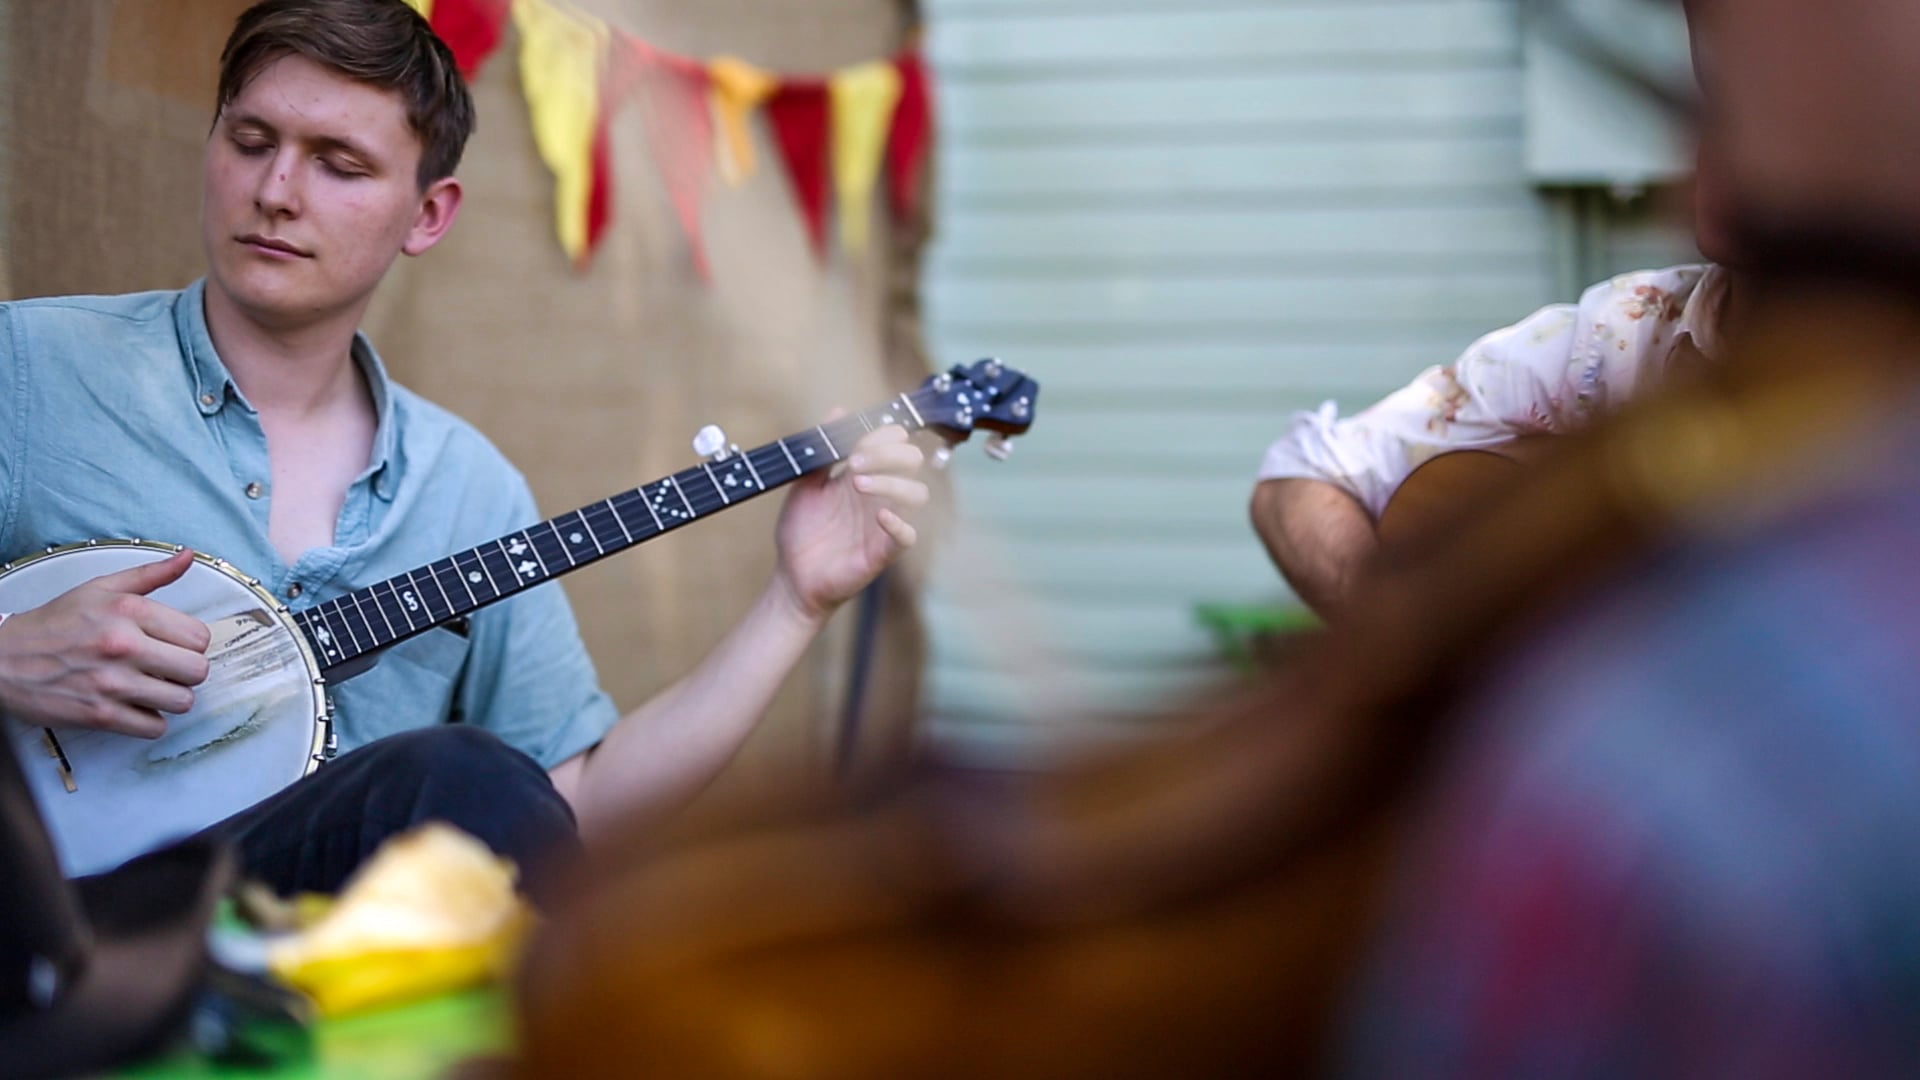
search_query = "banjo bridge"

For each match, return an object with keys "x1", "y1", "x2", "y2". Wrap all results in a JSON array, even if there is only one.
[{"x1": 40, "y1": 729, "x2": 75, "y2": 793}]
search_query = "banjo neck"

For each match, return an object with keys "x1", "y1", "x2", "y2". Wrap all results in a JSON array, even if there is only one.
[{"x1": 295, "y1": 398, "x2": 927, "y2": 682}]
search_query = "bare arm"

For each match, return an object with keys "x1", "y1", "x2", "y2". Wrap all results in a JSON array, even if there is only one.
[
  {"x1": 1249, "y1": 477, "x2": 1380, "y2": 621},
  {"x1": 548, "y1": 424, "x2": 927, "y2": 841}
]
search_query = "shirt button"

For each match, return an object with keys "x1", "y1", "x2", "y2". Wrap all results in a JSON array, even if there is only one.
[
  {"x1": 244, "y1": 482, "x2": 264, "y2": 499},
  {"x1": 199, "y1": 392, "x2": 217, "y2": 407},
  {"x1": 287, "y1": 582, "x2": 304, "y2": 598}
]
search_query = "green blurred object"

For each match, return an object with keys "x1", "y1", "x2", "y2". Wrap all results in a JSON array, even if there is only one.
[
  {"x1": 1193, "y1": 602, "x2": 1320, "y2": 671},
  {"x1": 120, "y1": 988, "x2": 509, "y2": 1080}
]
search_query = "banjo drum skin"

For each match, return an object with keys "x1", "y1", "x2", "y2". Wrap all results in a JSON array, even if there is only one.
[{"x1": 0, "y1": 542, "x2": 331, "y2": 877}]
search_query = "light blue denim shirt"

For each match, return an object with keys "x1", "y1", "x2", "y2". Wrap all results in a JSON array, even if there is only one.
[{"x1": 0, "y1": 281, "x2": 619, "y2": 766}]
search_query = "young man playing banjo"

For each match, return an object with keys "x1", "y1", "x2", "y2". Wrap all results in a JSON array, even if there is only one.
[{"x1": 0, "y1": 0, "x2": 928, "y2": 896}]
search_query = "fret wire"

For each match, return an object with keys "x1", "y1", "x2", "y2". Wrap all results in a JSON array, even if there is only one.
[
  {"x1": 749, "y1": 444, "x2": 792, "y2": 483},
  {"x1": 423, "y1": 563, "x2": 459, "y2": 618},
  {"x1": 386, "y1": 576, "x2": 426, "y2": 628},
  {"x1": 637, "y1": 484, "x2": 669, "y2": 531},
  {"x1": 570, "y1": 508, "x2": 606, "y2": 556},
  {"x1": 448, "y1": 552, "x2": 483, "y2": 607},
  {"x1": 542, "y1": 519, "x2": 581, "y2": 568},
  {"x1": 668, "y1": 476, "x2": 698, "y2": 519},
  {"x1": 816, "y1": 425, "x2": 841, "y2": 460},
  {"x1": 775, "y1": 436, "x2": 802, "y2": 474},
  {"x1": 527, "y1": 525, "x2": 570, "y2": 579},
  {"x1": 385, "y1": 579, "x2": 423, "y2": 632},
  {"x1": 354, "y1": 590, "x2": 397, "y2": 643},
  {"x1": 680, "y1": 467, "x2": 726, "y2": 515},
  {"x1": 738, "y1": 453, "x2": 767, "y2": 492},
  {"x1": 512, "y1": 531, "x2": 551, "y2": 578},
  {"x1": 330, "y1": 600, "x2": 369, "y2": 656},
  {"x1": 309, "y1": 606, "x2": 349, "y2": 664},
  {"x1": 343, "y1": 593, "x2": 382, "y2": 647},
  {"x1": 370, "y1": 581, "x2": 413, "y2": 634},
  {"x1": 468, "y1": 546, "x2": 504, "y2": 599},
  {"x1": 600, "y1": 497, "x2": 635, "y2": 544},
  {"x1": 897, "y1": 391, "x2": 926, "y2": 428},
  {"x1": 700, "y1": 461, "x2": 731, "y2": 505},
  {"x1": 497, "y1": 536, "x2": 542, "y2": 590},
  {"x1": 403, "y1": 569, "x2": 445, "y2": 623},
  {"x1": 583, "y1": 495, "x2": 645, "y2": 545}
]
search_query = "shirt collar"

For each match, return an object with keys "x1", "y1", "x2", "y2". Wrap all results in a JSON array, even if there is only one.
[{"x1": 175, "y1": 279, "x2": 400, "y2": 500}]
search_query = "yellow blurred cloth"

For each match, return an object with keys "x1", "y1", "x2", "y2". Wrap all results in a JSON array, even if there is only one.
[{"x1": 267, "y1": 824, "x2": 532, "y2": 1018}]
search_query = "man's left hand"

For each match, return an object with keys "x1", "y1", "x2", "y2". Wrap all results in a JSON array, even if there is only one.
[{"x1": 772, "y1": 421, "x2": 929, "y2": 622}]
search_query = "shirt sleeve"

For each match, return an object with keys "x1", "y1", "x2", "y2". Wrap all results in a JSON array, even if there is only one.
[
  {"x1": 1254, "y1": 266, "x2": 1706, "y2": 519},
  {"x1": 1256, "y1": 301, "x2": 1585, "y2": 518},
  {"x1": 454, "y1": 475, "x2": 621, "y2": 769},
  {"x1": 0, "y1": 305, "x2": 23, "y2": 553}
]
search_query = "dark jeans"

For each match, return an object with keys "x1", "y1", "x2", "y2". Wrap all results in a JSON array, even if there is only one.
[{"x1": 199, "y1": 726, "x2": 580, "y2": 905}]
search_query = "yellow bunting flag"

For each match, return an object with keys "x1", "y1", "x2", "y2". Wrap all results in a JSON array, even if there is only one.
[
  {"x1": 828, "y1": 61, "x2": 902, "y2": 255},
  {"x1": 512, "y1": 0, "x2": 607, "y2": 265},
  {"x1": 401, "y1": 0, "x2": 432, "y2": 16},
  {"x1": 707, "y1": 56, "x2": 777, "y2": 188}
]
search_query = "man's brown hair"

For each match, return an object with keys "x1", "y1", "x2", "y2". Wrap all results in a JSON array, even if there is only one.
[{"x1": 216, "y1": 0, "x2": 476, "y2": 189}]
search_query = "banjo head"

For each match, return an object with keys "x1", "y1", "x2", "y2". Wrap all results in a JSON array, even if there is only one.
[{"x1": 0, "y1": 541, "x2": 329, "y2": 877}]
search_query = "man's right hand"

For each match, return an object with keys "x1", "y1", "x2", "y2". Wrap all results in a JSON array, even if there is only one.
[{"x1": 0, "y1": 549, "x2": 212, "y2": 738}]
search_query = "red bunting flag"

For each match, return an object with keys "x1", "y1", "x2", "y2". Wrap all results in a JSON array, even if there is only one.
[
  {"x1": 617, "y1": 31, "x2": 716, "y2": 277},
  {"x1": 766, "y1": 80, "x2": 831, "y2": 260},
  {"x1": 585, "y1": 30, "x2": 648, "y2": 266},
  {"x1": 426, "y1": 0, "x2": 512, "y2": 79},
  {"x1": 887, "y1": 49, "x2": 933, "y2": 225}
]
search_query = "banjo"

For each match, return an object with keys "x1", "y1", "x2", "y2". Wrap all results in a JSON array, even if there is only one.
[{"x1": 4, "y1": 360, "x2": 1039, "y2": 877}]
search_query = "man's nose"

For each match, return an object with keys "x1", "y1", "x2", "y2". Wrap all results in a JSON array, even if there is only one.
[{"x1": 255, "y1": 149, "x2": 302, "y2": 216}]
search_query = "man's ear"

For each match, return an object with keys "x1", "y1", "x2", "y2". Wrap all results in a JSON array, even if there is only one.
[{"x1": 402, "y1": 176, "x2": 463, "y2": 257}]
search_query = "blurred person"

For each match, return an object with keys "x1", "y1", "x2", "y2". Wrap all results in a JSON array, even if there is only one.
[
  {"x1": 1248, "y1": 261, "x2": 1725, "y2": 618},
  {"x1": 0, "y1": 0, "x2": 926, "y2": 898},
  {"x1": 505, "y1": 1, "x2": 1920, "y2": 1076},
  {"x1": 1251, "y1": 5, "x2": 1741, "y2": 620}
]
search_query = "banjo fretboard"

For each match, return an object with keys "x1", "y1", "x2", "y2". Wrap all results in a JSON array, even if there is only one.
[{"x1": 292, "y1": 395, "x2": 928, "y2": 680}]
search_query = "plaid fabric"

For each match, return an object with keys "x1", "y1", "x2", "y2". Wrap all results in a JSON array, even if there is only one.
[{"x1": 1338, "y1": 417, "x2": 1920, "y2": 1078}]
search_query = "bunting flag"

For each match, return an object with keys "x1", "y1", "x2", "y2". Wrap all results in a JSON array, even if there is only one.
[
  {"x1": 401, "y1": 0, "x2": 512, "y2": 79},
  {"x1": 887, "y1": 49, "x2": 933, "y2": 224},
  {"x1": 513, "y1": 0, "x2": 606, "y2": 266},
  {"x1": 829, "y1": 62, "x2": 903, "y2": 256},
  {"x1": 765, "y1": 80, "x2": 831, "y2": 260},
  {"x1": 584, "y1": 25, "x2": 648, "y2": 267},
  {"x1": 620, "y1": 32, "x2": 717, "y2": 278},
  {"x1": 497, "y1": 0, "x2": 935, "y2": 272},
  {"x1": 708, "y1": 57, "x2": 778, "y2": 188}
]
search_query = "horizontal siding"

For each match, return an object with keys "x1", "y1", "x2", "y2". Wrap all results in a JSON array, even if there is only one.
[
  {"x1": 931, "y1": 270, "x2": 1555, "y2": 331},
  {"x1": 941, "y1": 132, "x2": 1528, "y2": 203},
  {"x1": 930, "y1": 342, "x2": 1476, "y2": 397},
  {"x1": 932, "y1": 203, "x2": 1558, "y2": 264},
  {"x1": 945, "y1": 69, "x2": 1522, "y2": 136},
  {"x1": 918, "y1": 0, "x2": 1564, "y2": 747},
  {"x1": 928, "y1": 3, "x2": 1517, "y2": 69}
]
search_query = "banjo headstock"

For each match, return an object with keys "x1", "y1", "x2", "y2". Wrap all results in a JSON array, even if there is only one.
[{"x1": 913, "y1": 358, "x2": 1040, "y2": 460}]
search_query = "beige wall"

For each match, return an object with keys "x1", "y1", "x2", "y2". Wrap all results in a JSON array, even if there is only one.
[{"x1": 1, "y1": 0, "x2": 935, "y2": 830}]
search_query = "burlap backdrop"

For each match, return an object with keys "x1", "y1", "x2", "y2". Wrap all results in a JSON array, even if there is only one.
[{"x1": 0, "y1": 0, "x2": 936, "y2": 832}]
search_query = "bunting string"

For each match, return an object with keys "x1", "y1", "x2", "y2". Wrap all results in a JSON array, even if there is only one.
[{"x1": 411, "y1": 0, "x2": 933, "y2": 274}]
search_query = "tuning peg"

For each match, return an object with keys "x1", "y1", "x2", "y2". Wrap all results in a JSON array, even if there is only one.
[
  {"x1": 983, "y1": 434, "x2": 1014, "y2": 462},
  {"x1": 692, "y1": 424, "x2": 729, "y2": 462},
  {"x1": 930, "y1": 446, "x2": 954, "y2": 471}
]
